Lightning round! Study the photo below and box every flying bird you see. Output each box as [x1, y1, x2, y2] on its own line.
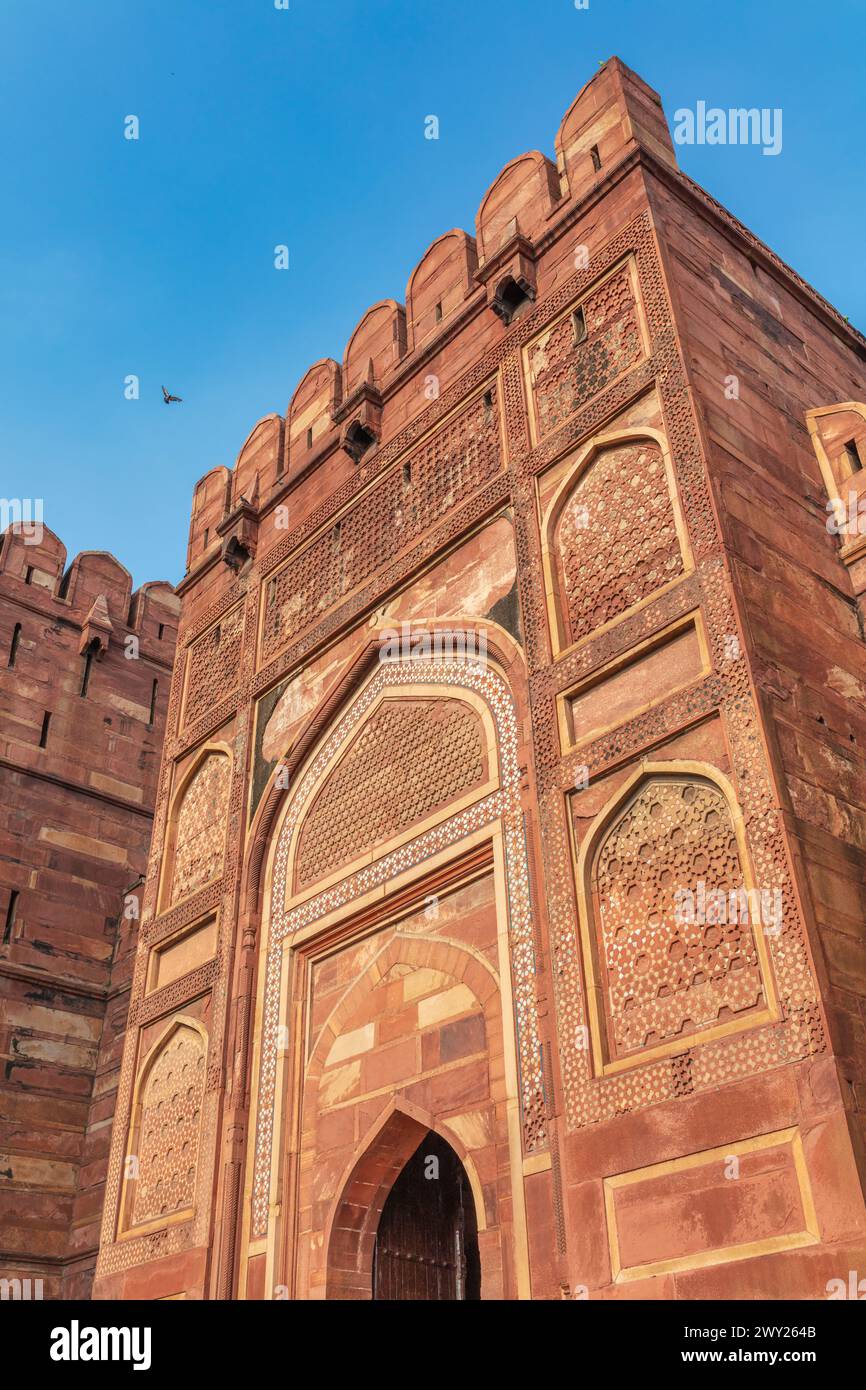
[161, 385, 183, 404]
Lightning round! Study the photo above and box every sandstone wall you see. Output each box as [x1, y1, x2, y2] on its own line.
[0, 526, 178, 1296]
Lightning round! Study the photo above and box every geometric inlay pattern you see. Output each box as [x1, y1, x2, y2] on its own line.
[131, 1024, 206, 1227]
[260, 387, 502, 662]
[528, 266, 643, 439]
[593, 778, 765, 1061]
[294, 697, 487, 891]
[170, 752, 231, 904]
[557, 441, 683, 645]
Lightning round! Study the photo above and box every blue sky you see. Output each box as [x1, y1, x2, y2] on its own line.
[2, 0, 864, 588]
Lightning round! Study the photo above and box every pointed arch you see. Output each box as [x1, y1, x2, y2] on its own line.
[286, 680, 498, 899]
[806, 400, 866, 499]
[540, 427, 693, 656]
[243, 648, 543, 1297]
[159, 742, 232, 910]
[243, 621, 527, 919]
[307, 929, 499, 1080]
[574, 760, 779, 1075]
[118, 1014, 209, 1237]
[324, 1098, 488, 1299]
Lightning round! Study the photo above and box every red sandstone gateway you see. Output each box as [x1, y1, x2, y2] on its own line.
[4, 54, 866, 1304]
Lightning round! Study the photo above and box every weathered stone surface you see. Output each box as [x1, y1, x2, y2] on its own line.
[0, 526, 177, 1297]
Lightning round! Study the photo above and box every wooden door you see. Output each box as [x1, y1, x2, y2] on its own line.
[372, 1131, 480, 1300]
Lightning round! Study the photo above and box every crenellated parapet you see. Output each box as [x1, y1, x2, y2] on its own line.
[181, 58, 687, 580]
[182, 50, 866, 615]
[0, 522, 179, 652]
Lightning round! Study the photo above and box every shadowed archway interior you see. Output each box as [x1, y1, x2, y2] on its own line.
[372, 1131, 481, 1301]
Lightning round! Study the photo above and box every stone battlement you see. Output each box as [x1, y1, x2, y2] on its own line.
[182, 54, 864, 606]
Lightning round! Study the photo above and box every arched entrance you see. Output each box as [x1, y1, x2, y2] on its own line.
[244, 650, 540, 1300]
[372, 1132, 481, 1301]
[324, 1104, 492, 1300]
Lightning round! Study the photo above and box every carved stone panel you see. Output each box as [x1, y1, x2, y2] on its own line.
[525, 265, 644, 441]
[183, 604, 244, 730]
[260, 387, 502, 663]
[591, 777, 767, 1063]
[555, 440, 684, 647]
[131, 1023, 206, 1227]
[170, 753, 231, 904]
[294, 696, 488, 892]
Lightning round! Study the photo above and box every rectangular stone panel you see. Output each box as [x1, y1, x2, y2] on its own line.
[562, 615, 708, 748]
[148, 916, 218, 993]
[604, 1128, 819, 1282]
[259, 384, 503, 664]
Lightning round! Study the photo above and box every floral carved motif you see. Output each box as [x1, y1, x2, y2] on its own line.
[593, 777, 766, 1062]
[528, 266, 643, 439]
[170, 753, 231, 904]
[183, 604, 244, 730]
[260, 388, 502, 663]
[131, 1024, 206, 1227]
[251, 657, 543, 1237]
[556, 441, 683, 645]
